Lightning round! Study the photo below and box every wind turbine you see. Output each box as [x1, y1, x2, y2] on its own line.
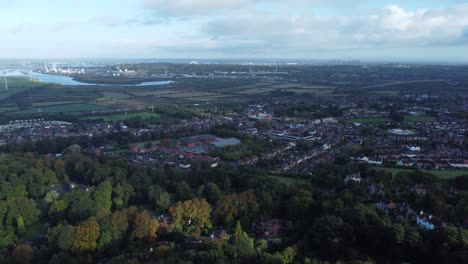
[3, 71, 8, 91]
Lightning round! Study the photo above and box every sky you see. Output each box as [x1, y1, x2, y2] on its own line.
[1, 0, 468, 62]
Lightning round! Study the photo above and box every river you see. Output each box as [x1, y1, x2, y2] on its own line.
[3, 70, 173, 86]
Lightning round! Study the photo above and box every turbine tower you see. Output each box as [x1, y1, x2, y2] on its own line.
[3, 71, 8, 91]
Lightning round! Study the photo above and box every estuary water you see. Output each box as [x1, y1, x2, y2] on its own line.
[3, 70, 173, 86]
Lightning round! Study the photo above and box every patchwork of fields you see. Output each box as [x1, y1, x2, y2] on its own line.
[81, 112, 160, 121]
[0, 77, 339, 115]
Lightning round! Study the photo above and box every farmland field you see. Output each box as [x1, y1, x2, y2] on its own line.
[81, 112, 160, 121]
[13, 103, 109, 114]
[32, 101, 83, 107]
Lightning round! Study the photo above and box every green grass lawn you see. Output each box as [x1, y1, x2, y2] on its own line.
[373, 167, 468, 179]
[404, 115, 435, 122]
[130, 140, 161, 148]
[13, 103, 109, 114]
[268, 175, 311, 186]
[81, 112, 160, 121]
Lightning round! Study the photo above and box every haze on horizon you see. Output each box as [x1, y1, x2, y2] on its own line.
[1, 0, 468, 62]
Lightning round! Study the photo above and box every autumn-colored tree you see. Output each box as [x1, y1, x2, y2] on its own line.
[111, 209, 129, 239]
[12, 244, 33, 264]
[132, 211, 150, 240]
[216, 190, 259, 227]
[148, 219, 160, 241]
[169, 198, 212, 235]
[72, 217, 101, 254]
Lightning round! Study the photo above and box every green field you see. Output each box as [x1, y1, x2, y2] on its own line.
[81, 112, 160, 121]
[0, 77, 51, 100]
[32, 101, 84, 107]
[267, 175, 311, 186]
[13, 103, 109, 114]
[130, 140, 161, 148]
[373, 167, 468, 179]
[368, 90, 400, 96]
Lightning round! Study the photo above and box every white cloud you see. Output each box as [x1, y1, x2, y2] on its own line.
[191, 3, 468, 57]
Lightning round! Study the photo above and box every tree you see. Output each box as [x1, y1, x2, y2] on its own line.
[53, 159, 68, 181]
[67, 190, 95, 222]
[96, 210, 113, 250]
[93, 181, 113, 212]
[148, 219, 160, 241]
[45, 191, 60, 203]
[203, 182, 221, 204]
[109, 209, 128, 241]
[281, 247, 297, 264]
[132, 211, 151, 240]
[45, 170, 58, 185]
[47, 224, 75, 251]
[17, 216, 25, 234]
[72, 217, 101, 254]
[112, 181, 134, 209]
[175, 181, 194, 201]
[229, 221, 255, 258]
[392, 224, 405, 244]
[149, 185, 171, 213]
[12, 244, 33, 264]
[216, 190, 259, 227]
[169, 198, 212, 235]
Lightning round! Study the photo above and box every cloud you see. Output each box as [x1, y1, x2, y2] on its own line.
[192, 3, 468, 57]
[139, 0, 344, 17]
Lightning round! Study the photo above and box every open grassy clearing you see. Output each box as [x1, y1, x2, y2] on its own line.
[160, 91, 221, 98]
[0, 77, 51, 100]
[236, 88, 279, 95]
[285, 88, 334, 94]
[130, 140, 161, 148]
[373, 167, 468, 179]
[32, 101, 84, 107]
[13, 103, 109, 114]
[184, 95, 232, 101]
[211, 82, 272, 93]
[81, 112, 160, 121]
[128, 90, 186, 97]
[99, 91, 134, 100]
[267, 175, 311, 186]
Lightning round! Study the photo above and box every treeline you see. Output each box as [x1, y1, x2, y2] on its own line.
[0, 149, 467, 263]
